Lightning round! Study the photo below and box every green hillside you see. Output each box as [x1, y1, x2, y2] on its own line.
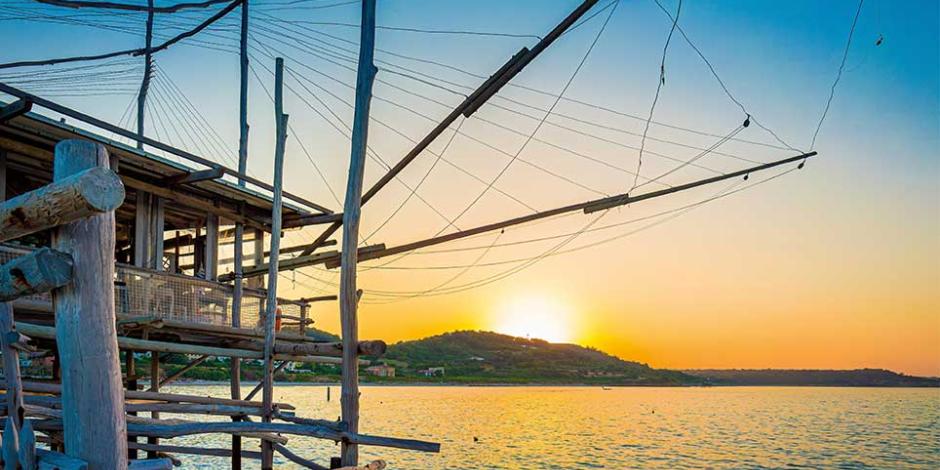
[378, 330, 696, 385]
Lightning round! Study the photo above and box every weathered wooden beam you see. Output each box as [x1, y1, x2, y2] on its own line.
[127, 442, 261, 460]
[51, 140, 127, 468]
[14, 321, 349, 364]
[72, 421, 440, 453]
[219, 244, 384, 282]
[9, 381, 295, 410]
[162, 167, 224, 186]
[0, 248, 72, 302]
[0, 166, 124, 243]
[0, 99, 32, 124]
[282, 212, 343, 229]
[298, 295, 337, 303]
[309, 152, 820, 270]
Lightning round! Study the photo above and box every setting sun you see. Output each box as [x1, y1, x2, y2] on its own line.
[493, 296, 574, 343]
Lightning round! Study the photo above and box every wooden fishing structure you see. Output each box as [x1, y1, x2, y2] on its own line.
[0, 0, 818, 468]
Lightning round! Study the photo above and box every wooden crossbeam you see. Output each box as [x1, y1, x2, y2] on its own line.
[282, 212, 344, 229]
[162, 167, 224, 186]
[0, 99, 32, 123]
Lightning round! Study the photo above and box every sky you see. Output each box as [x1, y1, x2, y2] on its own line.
[1, 0, 938, 376]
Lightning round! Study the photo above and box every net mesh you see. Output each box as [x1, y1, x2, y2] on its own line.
[3, 244, 307, 332]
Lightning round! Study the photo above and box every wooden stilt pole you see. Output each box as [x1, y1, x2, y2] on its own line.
[260, 57, 288, 470]
[0, 303, 23, 430]
[136, 0, 155, 150]
[52, 140, 127, 469]
[148, 350, 160, 459]
[340, 1, 377, 465]
[232, 1, 249, 467]
[126, 350, 138, 460]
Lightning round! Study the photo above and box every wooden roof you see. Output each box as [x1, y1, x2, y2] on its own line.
[0, 103, 327, 233]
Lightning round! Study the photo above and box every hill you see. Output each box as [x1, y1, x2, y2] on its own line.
[379, 330, 695, 385]
[682, 369, 940, 387]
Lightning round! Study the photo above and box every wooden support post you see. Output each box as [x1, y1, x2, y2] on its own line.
[0, 303, 24, 430]
[126, 350, 138, 460]
[148, 350, 160, 459]
[340, 2, 377, 465]
[299, 302, 308, 335]
[0, 167, 124, 244]
[233, 0, 249, 455]
[151, 197, 164, 271]
[136, 0, 155, 150]
[134, 191, 152, 268]
[205, 214, 219, 280]
[51, 139, 127, 468]
[249, 229, 263, 288]
[260, 56, 288, 470]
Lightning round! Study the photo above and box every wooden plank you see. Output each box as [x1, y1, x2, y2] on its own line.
[0, 166, 124, 243]
[0, 248, 72, 302]
[339, 2, 377, 465]
[51, 139, 127, 468]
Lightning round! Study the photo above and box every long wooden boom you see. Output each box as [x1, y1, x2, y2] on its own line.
[245, 152, 814, 275]
[297, 0, 601, 256]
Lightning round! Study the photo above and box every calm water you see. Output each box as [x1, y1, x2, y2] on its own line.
[161, 385, 940, 469]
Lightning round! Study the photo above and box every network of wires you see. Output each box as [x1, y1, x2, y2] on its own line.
[0, 0, 862, 303]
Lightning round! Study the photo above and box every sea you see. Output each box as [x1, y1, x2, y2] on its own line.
[159, 385, 940, 469]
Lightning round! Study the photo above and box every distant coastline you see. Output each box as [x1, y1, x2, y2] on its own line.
[116, 330, 938, 388]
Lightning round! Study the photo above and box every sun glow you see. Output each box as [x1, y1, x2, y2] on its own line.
[493, 296, 574, 343]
